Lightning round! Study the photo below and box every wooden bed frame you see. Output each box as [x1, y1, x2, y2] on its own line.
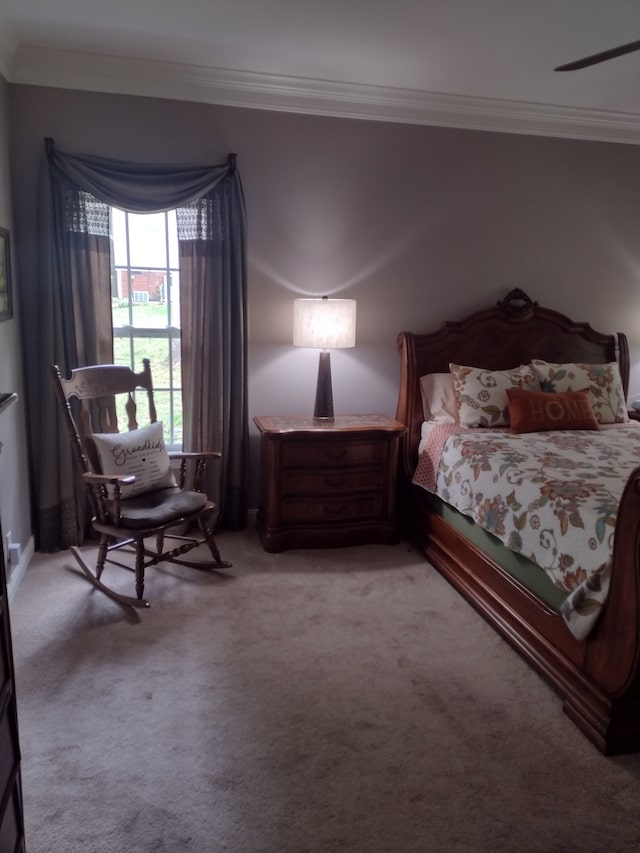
[395, 288, 640, 754]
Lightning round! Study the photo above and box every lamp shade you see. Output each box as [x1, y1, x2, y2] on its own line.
[293, 298, 356, 350]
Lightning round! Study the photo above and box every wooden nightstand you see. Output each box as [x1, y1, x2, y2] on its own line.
[253, 414, 407, 552]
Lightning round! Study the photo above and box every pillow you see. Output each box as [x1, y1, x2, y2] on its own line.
[90, 422, 176, 498]
[419, 373, 458, 423]
[506, 388, 600, 433]
[449, 363, 540, 428]
[530, 360, 628, 424]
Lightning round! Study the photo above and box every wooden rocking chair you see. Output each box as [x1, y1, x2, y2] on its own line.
[51, 360, 231, 608]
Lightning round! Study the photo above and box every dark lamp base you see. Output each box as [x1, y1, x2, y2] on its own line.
[313, 351, 334, 420]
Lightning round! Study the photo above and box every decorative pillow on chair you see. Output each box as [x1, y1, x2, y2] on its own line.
[506, 388, 600, 433]
[419, 373, 458, 423]
[530, 360, 628, 424]
[91, 421, 176, 498]
[450, 363, 540, 427]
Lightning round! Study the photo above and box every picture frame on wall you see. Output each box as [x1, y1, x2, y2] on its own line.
[0, 228, 12, 322]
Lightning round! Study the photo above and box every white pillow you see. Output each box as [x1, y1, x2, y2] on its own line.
[419, 373, 458, 423]
[91, 422, 176, 498]
[530, 360, 629, 425]
[450, 363, 540, 428]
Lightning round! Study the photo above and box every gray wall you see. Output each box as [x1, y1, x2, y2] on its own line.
[8, 83, 640, 517]
[0, 76, 32, 579]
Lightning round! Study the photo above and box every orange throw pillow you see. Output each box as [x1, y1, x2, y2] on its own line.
[506, 388, 599, 434]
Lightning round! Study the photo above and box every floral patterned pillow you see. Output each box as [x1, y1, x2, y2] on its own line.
[530, 360, 628, 424]
[449, 363, 540, 427]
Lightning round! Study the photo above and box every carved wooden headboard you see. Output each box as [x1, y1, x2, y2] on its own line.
[395, 288, 629, 479]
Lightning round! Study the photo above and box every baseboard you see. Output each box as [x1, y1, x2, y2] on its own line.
[7, 535, 35, 604]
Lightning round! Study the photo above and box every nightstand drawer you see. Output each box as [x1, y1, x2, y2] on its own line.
[282, 494, 385, 524]
[254, 414, 405, 551]
[281, 438, 384, 468]
[282, 467, 384, 495]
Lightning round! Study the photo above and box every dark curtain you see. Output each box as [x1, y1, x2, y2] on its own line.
[25, 139, 248, 550]
[177, 184, 248, 528]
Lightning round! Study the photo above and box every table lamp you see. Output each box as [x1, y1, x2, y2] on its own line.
[293, 296, 357, 422]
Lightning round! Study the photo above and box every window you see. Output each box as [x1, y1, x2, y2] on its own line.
[110, 209, 182, 445]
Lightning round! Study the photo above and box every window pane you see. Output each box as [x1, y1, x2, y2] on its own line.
[167, 210, 179, 269]
[110, 208, 182, 446]
[167, 271, 181, 329]
[128, 280, 170, 329]
[111, 208, 128, 267]
[113, 336, 132, 366]
[131, 337, 173, 381]
[153, 389, 182, 445]
[127, 212, 167, 268]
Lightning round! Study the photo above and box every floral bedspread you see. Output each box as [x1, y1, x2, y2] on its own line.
[412, 423, 640, 639]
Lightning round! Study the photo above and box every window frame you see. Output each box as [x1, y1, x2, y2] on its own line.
[110, 208, 183, 447]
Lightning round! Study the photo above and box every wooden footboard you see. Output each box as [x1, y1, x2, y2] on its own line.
[396, 290, 640, 754]
[580, 465, 640, 752]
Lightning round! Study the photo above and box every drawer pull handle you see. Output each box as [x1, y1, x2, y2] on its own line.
[324, 505, 346, 515]
[324, 477, 346, 488]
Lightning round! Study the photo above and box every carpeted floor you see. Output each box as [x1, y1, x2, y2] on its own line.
[9, 524, 640, 852]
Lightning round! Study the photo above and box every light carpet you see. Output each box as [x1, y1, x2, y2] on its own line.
[9, 524, 640, 853]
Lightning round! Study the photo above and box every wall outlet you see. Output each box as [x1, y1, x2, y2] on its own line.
[5, 532, 20, 568]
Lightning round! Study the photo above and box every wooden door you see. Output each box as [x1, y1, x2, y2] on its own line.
[0, 519, 25, 851]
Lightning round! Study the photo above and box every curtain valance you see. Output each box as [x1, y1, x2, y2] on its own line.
[45, 138, 236, 213]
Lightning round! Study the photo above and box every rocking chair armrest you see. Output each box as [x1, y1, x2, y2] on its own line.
[82, 471, 134, 526]
[82, 471, 136, 486]
[168, 451, 222, 491]
[168, 451, 222, 460]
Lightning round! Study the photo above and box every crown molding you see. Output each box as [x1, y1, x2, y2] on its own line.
[8, 45, 640, 145]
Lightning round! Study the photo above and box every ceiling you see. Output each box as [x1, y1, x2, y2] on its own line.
[3, 0, 640, 143]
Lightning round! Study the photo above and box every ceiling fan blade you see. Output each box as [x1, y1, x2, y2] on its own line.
[555, 39, 640, 71]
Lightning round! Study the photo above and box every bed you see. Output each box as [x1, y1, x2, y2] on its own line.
[395, 288, 640, 755]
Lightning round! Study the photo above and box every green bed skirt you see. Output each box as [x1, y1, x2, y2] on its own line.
[427, 493, 568, 612]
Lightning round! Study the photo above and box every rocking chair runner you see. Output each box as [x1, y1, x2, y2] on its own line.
[51, 359, 231, 608]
